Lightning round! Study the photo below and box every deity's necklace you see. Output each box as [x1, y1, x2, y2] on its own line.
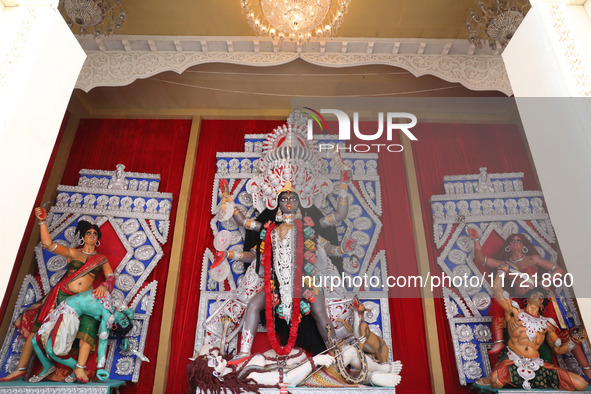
[510, 255, 525, 263]
[82, 250, 97, 256]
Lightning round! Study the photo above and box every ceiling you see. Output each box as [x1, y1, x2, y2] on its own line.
[67, 0, 506, 116]
[111, 0, 477, 39]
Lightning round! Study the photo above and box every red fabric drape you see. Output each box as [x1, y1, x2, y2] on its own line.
[373, 131, 432, 393]
[61, 119, 192, 393]
[410, 123, 537, 393]
[167, 121, 432, 393]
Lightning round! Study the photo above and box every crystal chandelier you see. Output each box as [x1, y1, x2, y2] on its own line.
[466, 0, 530, 50]
[240, 0, 351, 41]
[58, 0, 127, 37]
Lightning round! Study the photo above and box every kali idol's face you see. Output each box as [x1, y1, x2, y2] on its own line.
[279, 192, 299, 214]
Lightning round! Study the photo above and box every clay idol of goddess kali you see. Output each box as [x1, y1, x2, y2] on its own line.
[210, 123, 359, 361]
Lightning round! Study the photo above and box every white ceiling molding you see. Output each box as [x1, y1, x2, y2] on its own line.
[75, 35, 512, 95]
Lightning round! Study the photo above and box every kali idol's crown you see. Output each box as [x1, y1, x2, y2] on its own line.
[246, 112, 332, 211]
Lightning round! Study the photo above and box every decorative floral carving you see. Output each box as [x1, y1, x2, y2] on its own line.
[220, 218, 239, 231]
[343, 256, 361, 274]
[140, 294, 153, 312]
[120, 196, 133, 211]
[96, 195, 109, 210]
[232, 260, 245, 274]
[210, 261, 231, 282]
[463, 360, 483, 379]
[76, 40, 511, 95]
[444, 201, 457, 217]
[115, 356, 135, 376]
[240, 159, 252, 174]
[469, 200, 481, 215]
[46, 255, 68, 271]
[501, 222, 519, 237]
[83, 194, 96, 209]
[456, 324, 474, 342]
[134, 245, 155, 261]
[109, 196, 120, 210]
[133, 198, 146, 213]
[474, 324, 492, 342]
[50, 270, 67, 287]
[452, 265, 471, 279]
[457, 200, 470, 216]
[56, 193, 70, 208]
[456, 236, 474, 253]
[145, 198, 159, 213]
[362, 301, 380, 324]
[128, 231, 147, 248]
[449, 249, 468, 265]
[472, 292, 492, 311]
[5, 354, 19, 374]
[348, 205, 362, 219]
[460, 342, 478, 361]
[351, 231, 371, 246]
[159, 200, 172, 214]
[11, 336, 25, 353]
[446, 299, 459, 319]
[126, 259, 146, 276]
[238, 191, 253, 207]
[130, 320, 142, 337]
[69, 193, 83, 208]
[366, 160, 378, 176]
[116, 274, 136, 292]
[353, 217, 372, 231]
[24, 288, 35, 305]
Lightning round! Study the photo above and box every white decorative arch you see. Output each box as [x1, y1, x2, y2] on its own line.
[75, 35, 512, 95]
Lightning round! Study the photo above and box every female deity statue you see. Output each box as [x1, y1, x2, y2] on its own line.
[210, 123, 357, 362]
[1, 207, 116, 383]
[469, 229, 591, 378]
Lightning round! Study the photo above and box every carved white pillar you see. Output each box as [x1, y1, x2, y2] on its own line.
[0, 0, 86, 305]
[503, 0, 591, 328]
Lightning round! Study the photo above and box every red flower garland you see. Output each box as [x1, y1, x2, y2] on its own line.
[263, 221, 305, 355]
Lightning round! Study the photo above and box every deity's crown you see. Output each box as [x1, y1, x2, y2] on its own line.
[246, 111, 332, 212]
[278, 180, 299, 194]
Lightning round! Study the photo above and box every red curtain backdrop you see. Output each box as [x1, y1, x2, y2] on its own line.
[373, 131, 432, 393]
[167, 120, 432, 393]
[410, 123, 537, 393]
[61, 119, 192, 393]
